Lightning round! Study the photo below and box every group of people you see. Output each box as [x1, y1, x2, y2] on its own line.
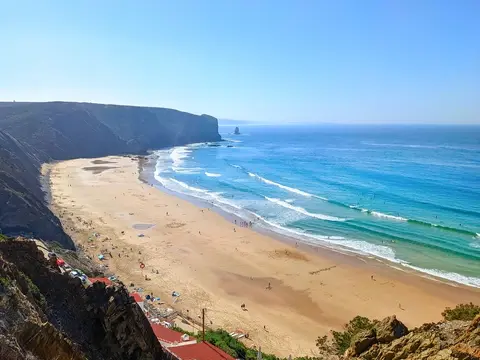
[234, 219, 253, 228]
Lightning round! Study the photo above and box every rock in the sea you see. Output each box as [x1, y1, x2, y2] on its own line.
[234, 126, 240, 135]
[375, 315, 409, 343]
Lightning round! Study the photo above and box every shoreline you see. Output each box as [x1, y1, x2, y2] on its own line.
[140, 152, 478, 290]
[45, 155, 480, 357]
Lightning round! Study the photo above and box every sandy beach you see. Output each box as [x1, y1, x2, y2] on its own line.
[45, 156, 480, 357]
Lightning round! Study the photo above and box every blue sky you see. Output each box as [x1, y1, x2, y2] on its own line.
[1, 1, 479, 123]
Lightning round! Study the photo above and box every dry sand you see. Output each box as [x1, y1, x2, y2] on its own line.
[46, 156, 480, 357]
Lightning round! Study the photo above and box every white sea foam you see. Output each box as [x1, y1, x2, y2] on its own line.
[248, 172, 315, 197]
[170, 147, 191, 168]
[285, 199, 295, 203]
[403, 264, 480, 288]
[205, 172, 222, 177]
[370, 211, 407, 221]
[251, 212, 400, 261]
[231, 164, 242, 169]
[174, 167, 202, 174]
[265, 197, 345, 222]
[169, 178, 209, 193]
[254, 212, 480, 288]
[154, 172, 243, 213]
[224, 138, 243, 143]
[349, 205, 407, 221]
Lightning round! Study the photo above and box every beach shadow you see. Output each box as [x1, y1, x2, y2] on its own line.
[82, 166, 118, 174]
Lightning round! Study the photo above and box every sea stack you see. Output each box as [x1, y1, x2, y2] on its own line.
[234, 126, 240, 135]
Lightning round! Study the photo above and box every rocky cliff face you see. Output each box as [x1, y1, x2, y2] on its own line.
[344, 315, 480, 360]
[0, 237, 168, 360]
[0, 102, 221, 247]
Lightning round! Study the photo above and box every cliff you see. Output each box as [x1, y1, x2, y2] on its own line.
[0, 237, 168, 360]
[0, 102, 221, 248]
[342, 315, 480, 360]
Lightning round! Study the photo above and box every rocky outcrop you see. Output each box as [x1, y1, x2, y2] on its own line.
[344, 315, 480, 360]
[346, 329, 377, 357]
[0, 237, 168, 360]
[234, 126, 240, 135]
[374, 315, 409, 344]
[0, 101, 221, 247]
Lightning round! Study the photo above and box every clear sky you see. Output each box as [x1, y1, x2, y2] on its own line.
[1, 1, 479, 123]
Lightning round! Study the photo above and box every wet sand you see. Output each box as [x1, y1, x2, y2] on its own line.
[45, 156, 480, 357]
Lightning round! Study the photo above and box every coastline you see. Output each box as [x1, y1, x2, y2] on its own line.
[45, 155, 480, 357]
[141, 152, 479, 289]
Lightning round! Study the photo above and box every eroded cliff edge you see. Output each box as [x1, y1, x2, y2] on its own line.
[0, 102, 221, 248]
[0, 237, 168, 360]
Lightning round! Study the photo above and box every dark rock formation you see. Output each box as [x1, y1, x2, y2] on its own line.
[0, 237, 168, 360]
[234, 126, 240, 135]
[0, 101, 221, 248]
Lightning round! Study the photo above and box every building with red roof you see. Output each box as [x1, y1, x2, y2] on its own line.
[150, 323, 196, 347]
[89, 277, 112, 286]
[166, 341, 235, 360]
[130, 292, 145, 311]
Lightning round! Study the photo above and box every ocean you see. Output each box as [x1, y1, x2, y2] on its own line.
[150, 124, 480, 288]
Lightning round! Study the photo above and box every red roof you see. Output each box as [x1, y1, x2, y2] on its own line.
[89, 277, 112, 285]
[130, 292, 143, 303]
[56, 258, 65, 266]
[150, 323, 192, 344]
[167, 341, 235, 360]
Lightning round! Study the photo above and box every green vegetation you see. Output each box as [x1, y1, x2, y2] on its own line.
[0, 276, 11, 287]
[18, 271, 46, 309]
[316, 316, 376, 355]
[0, 233, 9, 242]
[201, 329, 323, 360]
[442, 303, 480, 321]
[204, 329, 280, 360]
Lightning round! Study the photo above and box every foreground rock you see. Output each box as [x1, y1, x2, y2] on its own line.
[0, 237, 168, 359]
[344, 315, 480, 360]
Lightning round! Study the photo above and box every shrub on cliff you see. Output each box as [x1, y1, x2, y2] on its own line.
[204, 329, 280, 360]
[332, 316, 375, 354]
[316, 316, 376, 355]
[442, 303, 480, 321]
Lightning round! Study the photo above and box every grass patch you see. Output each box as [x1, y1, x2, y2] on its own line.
[204, 329, 280, 360]
[18, 272, 47, 309]
[442, 303, 480, 321]
[0, 276, 11, 287]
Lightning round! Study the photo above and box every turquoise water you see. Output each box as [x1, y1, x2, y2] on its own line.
[152, 125, 480, 287]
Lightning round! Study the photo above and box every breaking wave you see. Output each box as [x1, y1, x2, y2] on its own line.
[249, 172, 321, 198]
[265, 197, 346, 222]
